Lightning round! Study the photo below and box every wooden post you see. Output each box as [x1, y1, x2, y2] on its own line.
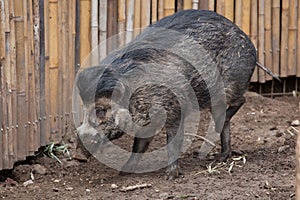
[235, 0, 242, 28]
[297, 0, 300, 77]
[107, 0, 118, 54]
[217, 0, 225, 15]
[192, 0, 199, 10]
[80, 0, 91, 66]
[177, 0, 183, 11]
[224, 0, 234, 22]
[241, 0, 250, 35]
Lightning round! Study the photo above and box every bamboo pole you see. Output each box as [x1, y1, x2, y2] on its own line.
[280, 0, 289, 77]
[241, 0, 250, 35]
[152, 0, 158, 22]
[0, 0, 7, 169]
[272, 0, 280, 76]
[199, 0, 208, 10]
[288, 0, 297, 76]
[264, 0, 272, 81]
[134, 0, 141, 37]
[14, 0, 28, 159]
[141, 0, 151, 29]
[297, 0, 300, 77]
[217, 0, 225, 15]
[224, 0, 234, 22]
[118, 0, 126, 47]
[99, 0, 107, 61]
[177, 0, 183, 11]
[0, 0, 5, 169]
[235, 0, 242, 28]
[91, 0, 98, 65]
[158, 0, 164, 19]
[164, 0, 175, 16]
[258, 0, 265, 83]
[107, 0, 118, 54]
[8, 0, 17, 164]
[250, 0, 258, 82]
[192, 0, 199, 10]
[125, 0, 134, 44]
[80, 0, 91, 66]
[42, 0, 50, 145]
[208, 0, 215, 11]
[183, 0, 192, 10]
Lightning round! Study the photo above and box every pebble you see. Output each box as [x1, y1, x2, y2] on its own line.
[23, 180, 34, 187]
[111, 183, 118, 189]
[278, 145, 290, 153]
[291, 120, 300, 126]
[33, 164, 47, 175]
[66, 187, 74, 191]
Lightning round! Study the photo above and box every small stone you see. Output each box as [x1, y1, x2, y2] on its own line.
[86, 189, 91, 192]
[53, 188, 60, 192]
[53, 179, 60, 183]
[33, 164, 47, 175]
[111, 183, 118, 189]
[66, 187, 74, 191]
[291, 120, 300, 126]
[23, 180, 34, 187]
[62, 159, 80, 168]
[278, 145, 290, 153]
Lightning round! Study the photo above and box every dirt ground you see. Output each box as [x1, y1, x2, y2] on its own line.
[0, 92, 299, 200]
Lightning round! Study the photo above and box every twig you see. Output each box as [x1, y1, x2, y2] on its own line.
[184, 133, 216, 147]
[120, 183, 152, 192]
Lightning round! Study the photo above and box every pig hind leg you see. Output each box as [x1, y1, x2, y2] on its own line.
[119, 136, 154, 175]
[165, 123, 184, 180]
[212, 96, 246, 161]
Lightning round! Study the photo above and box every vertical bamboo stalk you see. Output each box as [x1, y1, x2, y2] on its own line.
[43, 0, 50, 144]
[192, 0, 199, 9]
[258, 0, 266, 83]
[177, 0, 183, 11]
[158, 0, 164, 19]
[183, 0, 192, 10]
[272, 0, 280, 76]
[241, 0, 251, 35]
[125, 0, 134, 44]
[224, 0, 234, 21]
[208, 0, 215, 11]
[107, 0, 118, 54]
[280, 0, 289, 77]
[8, 0, 17, 163]
[118, 0, 126, 47]
[264, 0, 272, 81]
[134, 0, 141, 37]
[141, 0, 151, 29]
[0, 0, 7, 169]
[297, 0, 300, 77]
[80, 0, 91, 66]
[288, 0, 297, 76]
[91, 0, 98, 65]
[217, 0, 225, 15]
[250, 0, 258, 82]
[48, 0, 59, 140]
[14, 0, 28, 159]
[199, 0, 208, 10]
[164, 0, 175, 16]
[235, 0, 242, 28]
[152, 0, 158, 22]
[99, 0, 107, 61]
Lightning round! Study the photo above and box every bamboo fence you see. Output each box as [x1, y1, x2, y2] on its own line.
[0, 0, 300, 170]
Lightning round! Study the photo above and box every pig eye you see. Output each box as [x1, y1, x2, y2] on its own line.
[95, 107, 107, 118]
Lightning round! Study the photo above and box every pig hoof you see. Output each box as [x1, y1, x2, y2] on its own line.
[119, 171, 131, 176]
[217, 151, 232, 162]
[165, 166, 182, 180]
